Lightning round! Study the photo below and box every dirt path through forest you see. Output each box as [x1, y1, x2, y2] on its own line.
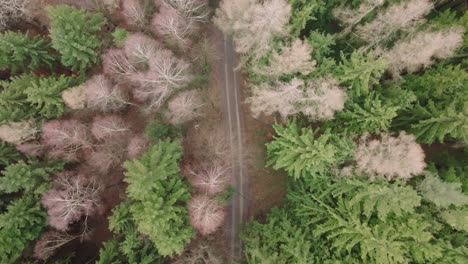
[213, 30, 248, 262]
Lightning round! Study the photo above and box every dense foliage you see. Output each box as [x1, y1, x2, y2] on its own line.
[47, 5, 106, 72]
[0, 31, 56, 73]
[267, 119, 354, 179]
[123, 140, 193, 256]
[0, 196, 47, 264]
[0, 74, 76, 123]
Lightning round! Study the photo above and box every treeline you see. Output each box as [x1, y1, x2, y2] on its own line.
[214, 0, 468, 263]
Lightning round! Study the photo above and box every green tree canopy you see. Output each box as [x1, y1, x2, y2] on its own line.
[123, 140, 193, 256]
[47, 5, 106, 72]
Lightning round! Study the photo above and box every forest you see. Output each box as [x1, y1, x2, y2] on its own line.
[0, 0, 467, 263]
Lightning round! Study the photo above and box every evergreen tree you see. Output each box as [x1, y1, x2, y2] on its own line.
[0, 195, 47, 264]
[24, 75, 76, 119]
[335, 51, 387, 96]
[0, 142, 22, 166]
[0, 74, 36, 124]
[330, 92, 399, 134]
[266, 119, 354, 179]
[0, 160, 63, 195]
[123, 140, 193, 256]
[47, 5, 106, 72]
[96, 201, 162, 264]
[0, 31, 56, 73]
[394, 65, 468, 143]
[0, 74, 75, 123]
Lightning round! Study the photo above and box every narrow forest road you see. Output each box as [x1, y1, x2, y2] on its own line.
[220, 33, 248, 262]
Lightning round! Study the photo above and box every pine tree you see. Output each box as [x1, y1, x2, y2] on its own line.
[0, 195, 47, 264]
[0, 160, 63, 195]
[97, 201, 162, 264]
[331, 92, 399, 134]
[418, 173, 468, 209]
[0, 31, 56, 73]
[266, 119, 354, 179]
[0, 142, 22, 166]
[0, 74, 36, 124]
[394, 65, 468, 143]
[47, 5, 106, 72]
[24, 75, 76, 119]
[335, 51, 387, 96]
[123, 140, 193, 256]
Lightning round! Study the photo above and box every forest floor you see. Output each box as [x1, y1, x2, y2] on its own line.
[209, 27, 288, 262]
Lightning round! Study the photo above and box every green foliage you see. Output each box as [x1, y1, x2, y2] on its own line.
[96, 240, 122, 264]
[331, 92, 399, 134]
[440, 208, 468, 232]
[394, 65, 468, 143]
[145, 120, 181, 143]
[0, 195, 47, 264]
[0, 142, 22, 166]
[0, 159, 64, 195]
[0, 74, 37, 124]
[335, 51, 387, 96]
[291, 179, 443, 263]
[47, 5, 106, 72]
[428, 151, 468, 194]
[332, 179, 421, 221]
[123, 141, 193, 256]
[289, 0, 326, 36]
[24, 75, 76, 119]
[241, 208, 314, 264]
[99, 201, 163, 264]
[307, 30, 336, 62]
[0, 31, 56, 73]
[418, 173, 468, 209]
[0, 74, 74, 123]
[112, 27, 129, 48]
[266, 120, 354, 179]
[242, 177, 457, 264]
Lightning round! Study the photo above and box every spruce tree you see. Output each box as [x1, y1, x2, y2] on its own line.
[47, 5, 106, 72]
[266, 119, 354, 179]
[0, 31, 56, 73]
[0, 196, 47, 264]
[123, 140, 193, 256]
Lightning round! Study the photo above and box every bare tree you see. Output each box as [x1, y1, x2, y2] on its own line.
[189, 161, 230, 195]
[253, 39, 316, 77]
[131, 47, 193, 109]
[0, 0, 33, 30]
[123, 33, 160, 68]
[127, 134, 150, 159]
[298, 78, 346, 120]
[382, 27, 465, 77]
[246, 78, 303, 119]
[122, 0, 146, 27]
[41, 119, 92, 161]
[334, 0, 385, 26]
[160, 0, 210, 23]
[214, 0, 291, 57]
[356, 0, 433, 48]
[91, 115, 130, 141]
[247, 78, 345, 120]
[354, 131, 426, 180]
[188, 195, 225, 235]
[85, 75, 129, 112]
[102, 48, 138, 81]
[152, 6, 196, 46]
[87, 146, 125, 174]
[165, 90, 205, 125]
[41, 173, 102, 232]
[33, 231, 78, 260]
[16, 141, 44, 157]
[172, 241, 224, 264]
